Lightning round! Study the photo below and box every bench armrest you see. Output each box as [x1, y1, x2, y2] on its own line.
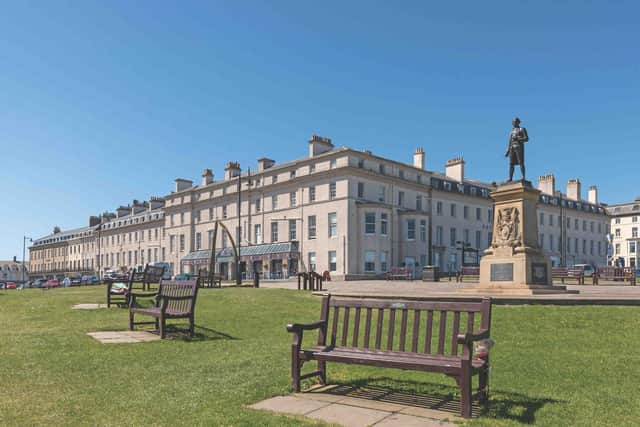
[456, 329, 490, 345]
[286, 320, 326, 333]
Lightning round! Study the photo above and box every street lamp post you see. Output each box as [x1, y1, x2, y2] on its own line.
[22, 236, 32, 284]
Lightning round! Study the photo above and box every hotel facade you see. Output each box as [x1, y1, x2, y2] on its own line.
[29, 135, 610, 280]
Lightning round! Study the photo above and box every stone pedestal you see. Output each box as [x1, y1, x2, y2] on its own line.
[465, 180, 574, 295]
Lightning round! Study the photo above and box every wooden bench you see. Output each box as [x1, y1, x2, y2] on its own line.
[297, 272, 324, 291]
[551, 267, 585, 285]
[197, 268, 222, 288]
[594, 267, 636, 286]
[128, 279, 199, 339]
[385, 267, 413, 280]
[456, 267, 480, 283]
[106, 264, 165, 308]
[286, 295, 493, 418]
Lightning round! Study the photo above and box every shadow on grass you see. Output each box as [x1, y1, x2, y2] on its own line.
[162, 324, 238, 342]
[318, 377, 560, 423]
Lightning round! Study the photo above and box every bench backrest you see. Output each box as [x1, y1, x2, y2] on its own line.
[597, 266, 633, 278]
[157, 279, 199, 314]
[126, 264, 165, 291]
[318, 295, 491, 357]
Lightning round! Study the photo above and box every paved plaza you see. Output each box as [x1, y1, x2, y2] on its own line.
[256, 279, 640, 304]
[250, 384, 462, 427]
[87, 331, 161, 344]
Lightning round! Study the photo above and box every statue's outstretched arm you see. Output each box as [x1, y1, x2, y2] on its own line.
[521, 128, 529, 142]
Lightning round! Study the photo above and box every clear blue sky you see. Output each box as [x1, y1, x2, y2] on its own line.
[1, 1, 638, 260]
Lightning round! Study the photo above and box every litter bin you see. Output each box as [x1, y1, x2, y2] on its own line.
[422, 266, 440, 282]
[253, 271, 260, 288]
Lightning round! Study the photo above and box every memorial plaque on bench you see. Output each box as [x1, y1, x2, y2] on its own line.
[490, 263, 513, 281]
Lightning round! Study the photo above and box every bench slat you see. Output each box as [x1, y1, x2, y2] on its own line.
[341, 307, 350, 347]
[451, 311, 461, 356]
[363, 308, 372, 348]
[387, 309, 396, 351]
[352, 308, 361, 347]
[375, 309, 384, 350]
[399, 309, 408, 352]
[331, 298, 485, 313]
[425, 310, 433, 354]
[437, 311, 447, 355]
[467, 311, 475, 334]
[331, 307, 340, 347]
[411, 310, 421, 353]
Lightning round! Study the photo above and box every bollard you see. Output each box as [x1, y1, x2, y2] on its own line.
[253, 272, 260, 288]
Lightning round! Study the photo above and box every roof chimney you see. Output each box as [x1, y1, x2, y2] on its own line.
[257, 158, 276, 172]
[567, 179, 581, 201]
[175, 178, 193, 192]
[588, 186, 598, 204]
[89, 216, 101, 227]
[53, 226, 61, 234]
[149, 197, 165, 210]
[308, 135, 334, 157]
[201, 168, 214, 186]
[537, 174, 556, 196]
[116, 205, 132, 217]
[413, 147, 425, 170]
[224, 162, 241, 180]
[445, 157, 465, 182]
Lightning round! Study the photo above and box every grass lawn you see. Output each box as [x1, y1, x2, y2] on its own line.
[1, 286, 639, 426]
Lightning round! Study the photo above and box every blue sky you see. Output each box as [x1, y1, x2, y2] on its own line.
[1, 1, 638, 260]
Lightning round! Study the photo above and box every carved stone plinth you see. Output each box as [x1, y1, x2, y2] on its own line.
[464, 180, 575, 295]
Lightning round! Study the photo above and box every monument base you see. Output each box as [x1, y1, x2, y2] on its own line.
[467, 180, 577, 296]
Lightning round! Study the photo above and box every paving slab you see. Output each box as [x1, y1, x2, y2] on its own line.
[87, 331, 161, 344]
[307, 403, 390, 427]
[249, 396, 330, 415]
[374, 413, 454, 426]
[72, 303, 108, 310]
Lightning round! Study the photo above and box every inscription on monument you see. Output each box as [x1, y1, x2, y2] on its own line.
[490, 263, 514, 281]
[531, 263, 548, 284]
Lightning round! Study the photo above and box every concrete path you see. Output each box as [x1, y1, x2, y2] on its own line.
[72, 303, 109, 310]
[87, 331, 161, 343]
[250, 385, 462, 426]
[255, 279, 640, 304]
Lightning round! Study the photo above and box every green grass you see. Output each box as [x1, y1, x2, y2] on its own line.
[0, 287, 638, 426]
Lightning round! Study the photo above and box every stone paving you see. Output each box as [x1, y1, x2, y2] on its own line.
[87, 331, 161, 344]
[256, 279, 640, 304]
[72, 303, 109, 310]
[250, 385, 462, 426]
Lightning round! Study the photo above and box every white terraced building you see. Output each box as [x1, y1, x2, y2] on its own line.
[30, 135, 611, 280]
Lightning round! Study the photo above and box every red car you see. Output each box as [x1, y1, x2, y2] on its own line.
[6, 282, 16, 289]
[45, 279, 60, 289]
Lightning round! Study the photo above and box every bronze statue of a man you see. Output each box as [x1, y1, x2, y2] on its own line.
[505, 117, 528, 181]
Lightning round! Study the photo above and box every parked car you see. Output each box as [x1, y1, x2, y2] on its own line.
[81, 275, 93, 285]
[32, 279, 46, 288]
[174, 273, 193, 281]
[45, 279, 60, 289]
[70, 276, 82, 285]
[574, 264, 595, 277]
[90, 276, 100, 285]
[6, 282, 17, 289]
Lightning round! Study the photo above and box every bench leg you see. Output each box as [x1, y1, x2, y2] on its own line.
[460, 363, 472, 418]
[155, 318, 160, 330]
[318, 360, 326, 385]
[291, 349, 301, 392]
[129, 311, 135, 331]
[189, 315, 195, 337]
[478, 365, 489, 404]
[159, 316, 166, 339]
